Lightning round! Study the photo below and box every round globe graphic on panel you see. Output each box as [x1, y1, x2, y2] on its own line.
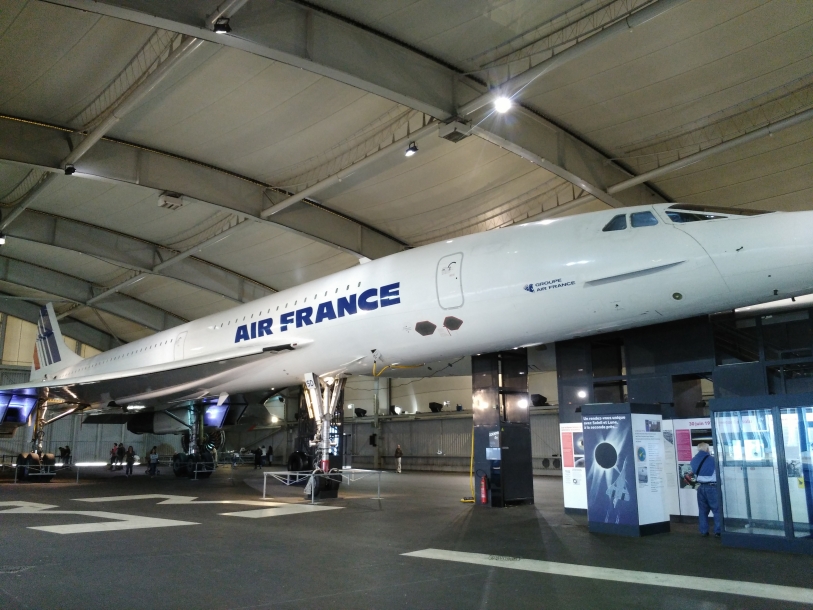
[594, 442, 618, 470]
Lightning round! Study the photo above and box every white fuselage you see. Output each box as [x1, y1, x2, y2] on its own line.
[49, 203, 813, 403]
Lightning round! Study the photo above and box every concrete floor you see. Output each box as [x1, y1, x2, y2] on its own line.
[0, 466, 811, 610]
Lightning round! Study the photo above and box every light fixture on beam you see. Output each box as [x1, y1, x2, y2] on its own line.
[494, 96, 512, 113]
[213, 17, 231, 34]
[64, 164, 76, 176]
[405, 142, 418, 157]
[0, 234, 5, 246]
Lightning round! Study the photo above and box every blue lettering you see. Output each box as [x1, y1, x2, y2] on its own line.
[380, 282, 400, 307]
[250, 321, 257, 339]
[315, 302, 336, 323]
[280, 312, 294, 332]
[258, 318, 273, 336]
[337, 295, 357, 317]
[358, 288, 378, 311]
[296, 307, 313, 327]
[235, 325, 250, 343]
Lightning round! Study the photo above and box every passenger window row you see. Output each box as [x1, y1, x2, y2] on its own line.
[72, 338, 174, 374]
[212, 281, 363, 330]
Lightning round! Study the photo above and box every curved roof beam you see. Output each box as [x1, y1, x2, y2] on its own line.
[43, 0, 665, 209]
[0, 116, 406, 260]
[0, 292, 117, 352]
[0, 256, 186, 332]
[7, 210, 275, 303]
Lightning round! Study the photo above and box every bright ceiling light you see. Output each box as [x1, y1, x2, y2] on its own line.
[271, 415, 279, 424]
[126, 405, 146, 411]
[213, 17, 231, 34]
[577, 390, 587, 399]
[0, 234, 5, 246]
[405, 142, 418, 157]
[494, 96, 512, 113]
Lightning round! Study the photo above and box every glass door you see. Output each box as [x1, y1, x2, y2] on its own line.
[780, 407, 813, 538]
[714, 409, 785, 536]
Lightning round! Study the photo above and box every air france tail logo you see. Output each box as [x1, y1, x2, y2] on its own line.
[523, 284, 534, 293]
[35, 306, 62, 368]
[234, 282, 401, 343]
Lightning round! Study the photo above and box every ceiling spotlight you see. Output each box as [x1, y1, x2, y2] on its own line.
[0, 234, 5, 246]
[213, 17, 231, 34]
[271, 415, 279, 424]
[405, 142, 418, 157]
[494, 96, 512, 113]
[64, 164, 76, 175]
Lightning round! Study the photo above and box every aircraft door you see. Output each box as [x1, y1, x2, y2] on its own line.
[174, 332, 187, 361]
[436, 253, 463, 309]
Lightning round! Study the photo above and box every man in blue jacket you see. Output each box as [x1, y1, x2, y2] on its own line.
[690, 442, 721, 537]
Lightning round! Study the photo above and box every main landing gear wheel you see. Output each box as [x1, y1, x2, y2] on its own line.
[287, 450, 311, 472]
[15, 452, 55, 482]
[172, 452, 190, 477]
[189, 450, 214, 479]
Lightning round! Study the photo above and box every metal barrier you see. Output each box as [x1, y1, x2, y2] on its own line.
[262, 469, 383, 504]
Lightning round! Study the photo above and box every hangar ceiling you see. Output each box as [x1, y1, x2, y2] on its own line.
[0, 0, 810, 348]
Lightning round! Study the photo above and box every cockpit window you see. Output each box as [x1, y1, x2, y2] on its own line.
[666, 211, 724, 223]
[630, 211, 658, 227]
[667, 203, 772, 216]
[602, 214, 627, 232]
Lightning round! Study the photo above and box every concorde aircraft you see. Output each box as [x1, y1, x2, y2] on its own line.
[2, 202, 812, 476]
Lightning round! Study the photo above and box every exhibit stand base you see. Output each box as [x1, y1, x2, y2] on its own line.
[564, 507, 587, 516]
[589, 520, 670, 537]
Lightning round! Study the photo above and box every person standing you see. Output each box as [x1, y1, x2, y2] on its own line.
[395, 444, 403, 474]
[148, 446, 159, 477]
[690, 442, 721, 537]
[266, 444, 273, 466]
[125, 446, 135, 477]
[110, 443, 118, 469]
[253, 447, 263, 470]
[212, 446, 218, 469]
[116, 443, 126, 469]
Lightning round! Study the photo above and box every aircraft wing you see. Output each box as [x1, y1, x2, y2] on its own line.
[0, 343, 296, 411]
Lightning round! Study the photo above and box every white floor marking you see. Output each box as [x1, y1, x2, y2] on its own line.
[75, 494, 338, 518]
[403, 549, 813, 605]
[74, 494, 276, 506]
[0, 502, 196, 534]
[28, 512, 197, 534]
[0, 502, 58, 513]
[220, 505, 342, 518]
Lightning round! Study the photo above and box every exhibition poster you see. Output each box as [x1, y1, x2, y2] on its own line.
[674, 417, 712, 517]
[631, 413, 668, 526]
[560, 422, 587, 510]
[583, 412, 638, 526]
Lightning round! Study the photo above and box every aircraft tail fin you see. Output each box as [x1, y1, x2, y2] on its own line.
[31, 303, 83, 380]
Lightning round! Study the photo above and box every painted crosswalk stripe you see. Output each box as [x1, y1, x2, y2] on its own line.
[402, 549, 813, 605]
[220, 505, 341, 518]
